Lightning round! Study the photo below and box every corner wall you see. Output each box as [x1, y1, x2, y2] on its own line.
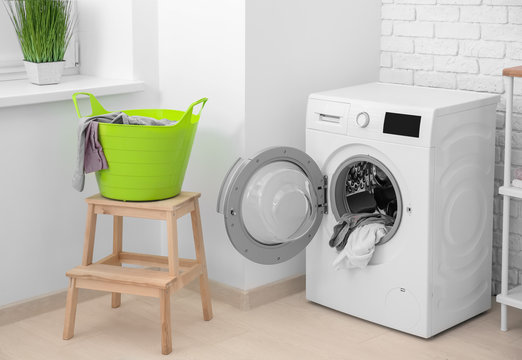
[156, 0, 247, 289]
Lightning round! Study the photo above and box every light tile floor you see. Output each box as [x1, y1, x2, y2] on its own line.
[1, 290, 522, 359]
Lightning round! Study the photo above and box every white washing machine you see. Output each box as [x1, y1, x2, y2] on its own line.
[217, 82, 499, 337]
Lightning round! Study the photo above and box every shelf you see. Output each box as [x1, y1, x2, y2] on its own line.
[499, 67, 522, 330]
[499, 185, 522, 199]
[0, 75, 145, 108]
[497, 285, 522, 309]
[503, 66, 522, 78]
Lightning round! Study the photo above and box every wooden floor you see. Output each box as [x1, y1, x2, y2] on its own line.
[1, 290, 522, 359]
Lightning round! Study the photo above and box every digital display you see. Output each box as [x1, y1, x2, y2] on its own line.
[383, 112, 421, 138]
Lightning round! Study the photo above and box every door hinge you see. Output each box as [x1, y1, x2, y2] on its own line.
[319, 175, 328, 214]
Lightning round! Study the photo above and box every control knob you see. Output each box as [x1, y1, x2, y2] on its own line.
[356, 112, 370, 128]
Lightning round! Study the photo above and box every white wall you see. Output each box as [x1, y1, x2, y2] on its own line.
[0, 5, 24, 65]
[156, 0, 247, 289]
[378, 0, 522, 295]
[157, 0, 380, 290]
[245, 0, 381, 151]
[0, 98, 161, 307]
[77, 0, 134, 79]
[0, 0, 161, 307]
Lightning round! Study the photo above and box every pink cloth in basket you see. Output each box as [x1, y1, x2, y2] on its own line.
[83, 121, 108, 173]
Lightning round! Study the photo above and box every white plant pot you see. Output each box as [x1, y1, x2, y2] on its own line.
[23, 61, 65, 85]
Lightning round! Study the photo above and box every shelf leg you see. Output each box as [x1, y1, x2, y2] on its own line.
[500, 75, 514, 332]
[501, 194, 511, 321]
[501, 304, 508, 331]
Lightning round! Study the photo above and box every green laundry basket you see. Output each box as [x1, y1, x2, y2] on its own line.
[72, 92, 207, 201]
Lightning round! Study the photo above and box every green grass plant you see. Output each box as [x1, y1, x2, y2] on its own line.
[4, 0, 74, 63]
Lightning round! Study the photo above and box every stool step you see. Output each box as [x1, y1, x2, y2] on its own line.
[67, 264, 176, 289]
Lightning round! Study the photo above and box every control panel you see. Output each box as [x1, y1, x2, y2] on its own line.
[346, 102, 432, 147]
[307, 96, 433, 147]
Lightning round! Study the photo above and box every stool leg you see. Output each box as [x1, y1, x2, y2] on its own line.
[166, 213, 179, 277]
[190, 199, 213, 321]
[160, 288, 172, 355]
[112, 216, 123, 308]
[63, 278, 79, 340]
[82, 204, 97, 266]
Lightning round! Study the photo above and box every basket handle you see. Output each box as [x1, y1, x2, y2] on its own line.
[181, 97, 208, 124]
[72, 92, 109, 118]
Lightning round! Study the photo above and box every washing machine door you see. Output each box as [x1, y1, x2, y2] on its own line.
[217, 147, 326, 265]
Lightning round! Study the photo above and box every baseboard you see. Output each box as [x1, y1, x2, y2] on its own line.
[187, 274, 305, 310]
[0, 288, 105, 327]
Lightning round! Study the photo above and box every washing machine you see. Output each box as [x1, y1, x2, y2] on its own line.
[217, 82, 499, 337]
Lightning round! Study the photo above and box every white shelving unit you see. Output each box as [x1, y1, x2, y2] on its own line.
[497, 66, 522, 331]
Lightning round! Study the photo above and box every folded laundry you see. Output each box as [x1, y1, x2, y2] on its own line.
[332, 222, 388, 270]
[73, 112, 174, 192]
[513, 179, 522, 188]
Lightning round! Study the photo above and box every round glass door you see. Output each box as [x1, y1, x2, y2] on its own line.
[241, 161, 318, 245]
[217, 147, 325, 265]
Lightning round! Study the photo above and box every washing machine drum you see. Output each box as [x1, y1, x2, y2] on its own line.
[330, 156, 403, 247]
[217, 147, 326, 265]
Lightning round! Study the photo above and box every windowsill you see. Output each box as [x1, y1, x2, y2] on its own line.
[0, 75, 145, 108]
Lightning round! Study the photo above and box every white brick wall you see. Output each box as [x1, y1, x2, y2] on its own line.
[379, 0, 522, 294]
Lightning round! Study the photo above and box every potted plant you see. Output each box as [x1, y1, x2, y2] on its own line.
[4, 0, 75, 85]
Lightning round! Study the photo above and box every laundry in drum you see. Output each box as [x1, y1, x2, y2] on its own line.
[329, 161, 398, 269]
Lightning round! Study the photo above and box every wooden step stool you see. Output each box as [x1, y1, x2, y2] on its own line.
[63, 192, 213, 355]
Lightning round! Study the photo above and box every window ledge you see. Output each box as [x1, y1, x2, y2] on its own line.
[0, 75, 145, 108]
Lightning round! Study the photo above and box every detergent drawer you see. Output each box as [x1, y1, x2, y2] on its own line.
[306, 98, 350, 135]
